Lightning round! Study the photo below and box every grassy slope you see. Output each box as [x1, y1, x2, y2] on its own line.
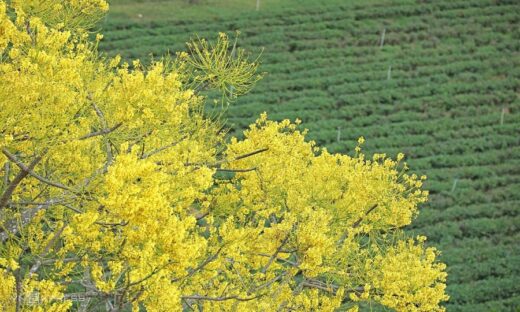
[100, 0, 520, 310]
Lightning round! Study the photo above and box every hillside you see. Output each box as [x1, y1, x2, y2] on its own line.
[100, 0, 520, 310]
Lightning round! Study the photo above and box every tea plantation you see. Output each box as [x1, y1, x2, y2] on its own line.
[100, 0, 520, 310]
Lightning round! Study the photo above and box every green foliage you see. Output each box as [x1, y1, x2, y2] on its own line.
[184, 32, 263, 101]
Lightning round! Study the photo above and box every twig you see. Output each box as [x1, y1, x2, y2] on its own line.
[91, 103, 108, 128]
[172, 246, 224, 282]
[29, 224, 66, 277]
[96, 220, 128, 227]
[182, 298, 196, 311]
[261, 229, 292, 273]
[181, 294, 259, 302]
[103, 141, 113, 173]
[255, 253, 298, 267]
[126, 260, 174, 288]
[216, 167, 257, 173]
[249, 273, 286, 294]
[352, 204, 378, 228]
[61, 203, 84, 214]
[302, 279, 338, 293]
[79, 122, 123, 140]
[186, 148, 268, 168]
[302, 278, 364, 298]
[140, 137, 186, 159]
[337, 204, 378, 245]
[195, 211, 209, 221]
[231, 148, 269, 162]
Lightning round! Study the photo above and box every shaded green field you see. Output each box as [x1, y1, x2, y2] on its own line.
[100, 0, 520, 310]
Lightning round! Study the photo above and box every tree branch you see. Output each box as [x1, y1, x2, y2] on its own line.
[2, 148, 72, 192]
[260, 229, 292, 274]
[254, 253, 298, 267]
[0, 199, 58, 242]
[181, 294, 259, 302]
[140, 136, 187, 159]
[216, 167, 257, 173]
[29, 224, 67, 277]
[301, 278, 364, 299]
[352, 204, 378, 228]
[249, 272, 286, 294]
[172, 246, 224, 282]
[90, 102, 108, 128]
[338, 203, 379, 245]
[125, 260, 174, 288]
[228, 147, 269, 163]
[0, 153, 43, 209]
[79, 122, 123, 140]
[3, 162, 9, 186]
[185, 148, 268, 168]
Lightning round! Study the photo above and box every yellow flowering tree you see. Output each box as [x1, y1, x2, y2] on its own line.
[0, 0, 448, 311]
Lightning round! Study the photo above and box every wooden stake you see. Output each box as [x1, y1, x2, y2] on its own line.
[500, 107, 506, 125]
[380, 28, 386, 48]
[387, 65, 392, 80]
[337, 127, 341, 143]
[451, 178, 458, 192]
[256, 0, 260, 11]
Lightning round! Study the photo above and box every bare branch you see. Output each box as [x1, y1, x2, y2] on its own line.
[0, 199, 58, 242]
[338, 203, 379, 245]
[96, 220, 128, 227]
[216, 167, 257, 173]
[249, 272, 286, 294]
[15, 268, 22, 312]
[172, 246, 224, 282]
[260, 229, 292, 274]
[140, 136, 187, 159]
[42, 257, 80, 266]
[79, 122, 123, 140]
[185, 148, 268, 168]
[103, 141, 114, 173]
[91, 102, 108, 128]
[211, 148, 268, 167]
[79, 141, 114, 189]
[302, 279, 338, 293]
[195, 211, 209, 221]
[2, 148, 72, 192]
[0, 153, 43, 209]
[254, 253, 298, 267]
[126, 260, 174, 288]
[29, 224, 67, 277]
[352, 204, 378, 228]
[181, 294, 259, 302]
[61, 203, 84, 214]
[181, 272, 287, 301]
[226, 147, 269, 163]
[301, 278, 364, 300]
[3, 162, 9, 186]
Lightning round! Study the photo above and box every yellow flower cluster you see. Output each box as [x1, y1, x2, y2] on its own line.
[366, 237, 449, 311]
[0, 0, 447, 311]
[11, 0, 108, 31]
